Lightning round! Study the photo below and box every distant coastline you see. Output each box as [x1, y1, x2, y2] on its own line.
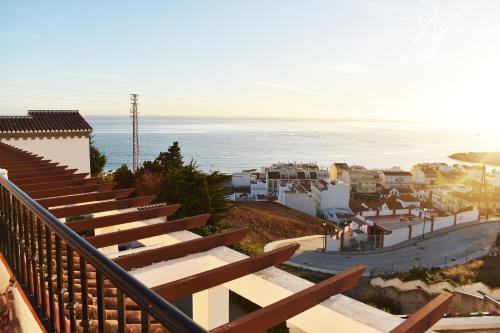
[449, 152, 500, 167]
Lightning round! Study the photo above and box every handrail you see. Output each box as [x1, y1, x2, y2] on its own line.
[0, 175, 206, 333]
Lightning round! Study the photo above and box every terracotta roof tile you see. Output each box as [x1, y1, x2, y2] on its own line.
[0, 110, 92, 133]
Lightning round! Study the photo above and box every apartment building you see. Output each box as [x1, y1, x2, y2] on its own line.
[264, 162, 329, 194]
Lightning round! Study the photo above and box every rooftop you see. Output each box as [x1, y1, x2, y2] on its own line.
[0, 110, 92, 134]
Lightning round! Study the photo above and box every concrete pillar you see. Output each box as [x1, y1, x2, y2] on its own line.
[192, 286, 229, 330]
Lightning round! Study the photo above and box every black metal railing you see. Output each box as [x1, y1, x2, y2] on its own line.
[0, 175, 206, 333]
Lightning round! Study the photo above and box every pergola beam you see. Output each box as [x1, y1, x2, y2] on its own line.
[85, 214, 210, 248]
[153, 243, 300, 301]
[66, 204, 181, 233]
[49, 195, 156, 218]
[36, 188, 135, 208]
[20, 177, 99, 192]
[389, 292, 452, 333]
[29, 183, 116, 199]
[4, 165, 68, 175]
[114, 227, 250, 271]
[9, 168, 78, 181]
[13, 172, 88, 185]
[210, 265, 366, 333]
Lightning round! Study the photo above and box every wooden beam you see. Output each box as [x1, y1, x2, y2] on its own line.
[20, 178, 99, 192]
[210, 265, 366, 333]
[0, 159, 54, 168]
[85, 214, 210, 248]
[0, 155, 44, 163]
[9, 168, 78, 181]
[66, 204, 181, 233]
[114, 227, 250, 271]
[37, 188, 135, 208]
[389, 292, 452, 333]
[5, 165, 67, 175]
[0, 161, 59, 171]
[13, 172, 88, 186]
[152, 243, 299, 301]
[29, 183, 116, 199]
[49, 195, 156, 218]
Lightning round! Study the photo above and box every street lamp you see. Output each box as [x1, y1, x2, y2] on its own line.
[422, 208, 428, 239]
[322, 221, 327, 252]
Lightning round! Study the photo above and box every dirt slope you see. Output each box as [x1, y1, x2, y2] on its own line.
[223, 201, 335, 254]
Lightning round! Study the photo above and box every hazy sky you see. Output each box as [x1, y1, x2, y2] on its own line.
[1, 1, 500, 125]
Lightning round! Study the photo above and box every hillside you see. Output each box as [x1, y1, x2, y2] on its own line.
[223, 201, 336, 255]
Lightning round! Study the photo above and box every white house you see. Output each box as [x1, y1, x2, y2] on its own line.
[0, 110, 92, 175]
[414, 168, 438, 185]
[278, 184, 316, 216]
[312, 180, 350, 211]
[379, 168, 413, 189]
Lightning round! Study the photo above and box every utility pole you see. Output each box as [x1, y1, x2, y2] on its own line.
[480, 165, 489, 220]
[130, 94, 139, 172]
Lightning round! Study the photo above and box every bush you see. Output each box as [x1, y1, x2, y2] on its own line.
[113, 164, 135, 189]
[89, 138, 107, 176]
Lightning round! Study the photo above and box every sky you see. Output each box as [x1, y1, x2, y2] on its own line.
[1, 0, 500, 127]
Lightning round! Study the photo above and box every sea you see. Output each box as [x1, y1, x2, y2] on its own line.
[88, 116, 499, 174]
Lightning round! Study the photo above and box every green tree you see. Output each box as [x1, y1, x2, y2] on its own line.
[90, 138, 107, 176]
[138, 142, 231, 231]
[113, 164, 135, 189]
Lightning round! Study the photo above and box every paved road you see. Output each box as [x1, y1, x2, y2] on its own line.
[289, 221, 500, 274]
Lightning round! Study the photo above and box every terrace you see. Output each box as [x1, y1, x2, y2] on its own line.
[0, 141, 453, 333]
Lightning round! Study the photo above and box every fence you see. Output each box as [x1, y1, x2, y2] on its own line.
[342, 235, 383, 251]
[0, 175, 205, 333]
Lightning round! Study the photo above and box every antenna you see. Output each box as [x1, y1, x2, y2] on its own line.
[480, 165, 488, 220]
[130, 93, 139, 172]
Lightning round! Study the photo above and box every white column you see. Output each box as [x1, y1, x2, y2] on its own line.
[0, 168, 8, 179]
[192, 286, 229, 330]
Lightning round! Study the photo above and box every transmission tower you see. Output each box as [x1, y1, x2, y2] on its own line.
[480, 165, 489, 220]
[130, 94, 139, 172]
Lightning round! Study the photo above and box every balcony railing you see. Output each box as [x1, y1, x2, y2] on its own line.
[0, 175, 206, 333]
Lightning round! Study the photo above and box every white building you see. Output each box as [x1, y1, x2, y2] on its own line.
[278, 184, 316, 216]
[263, 162, 330, 195]
[0, 110, 92, 175]
[379, 168, 413, 189]
[414, 168, 438, 186]
[312, 180, 350, 211]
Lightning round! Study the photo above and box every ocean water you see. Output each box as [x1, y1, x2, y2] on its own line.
[88, 116, 499, 173]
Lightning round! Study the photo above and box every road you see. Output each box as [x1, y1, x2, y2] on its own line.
[289, 221, 500, 275]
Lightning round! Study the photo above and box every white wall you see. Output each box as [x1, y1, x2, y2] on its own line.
[326, 238, 341, 251]
[384, 228, 408, 247]
[411, 221, 432, 238]
[0, 256, 44, 333]
[281, 191, 316, 216]
[457, 210, 479, 224]
[318, 183, 350, 210]
[232, 172, 251, 188]
[361, 211, 377, 217]
[433, 215, 455, 230]
[1, 136, 91, 175]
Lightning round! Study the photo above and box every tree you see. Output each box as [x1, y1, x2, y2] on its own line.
[90, 138, 107, 176]
[113, 164, 135, 189]
[138, 142, 231, 231]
